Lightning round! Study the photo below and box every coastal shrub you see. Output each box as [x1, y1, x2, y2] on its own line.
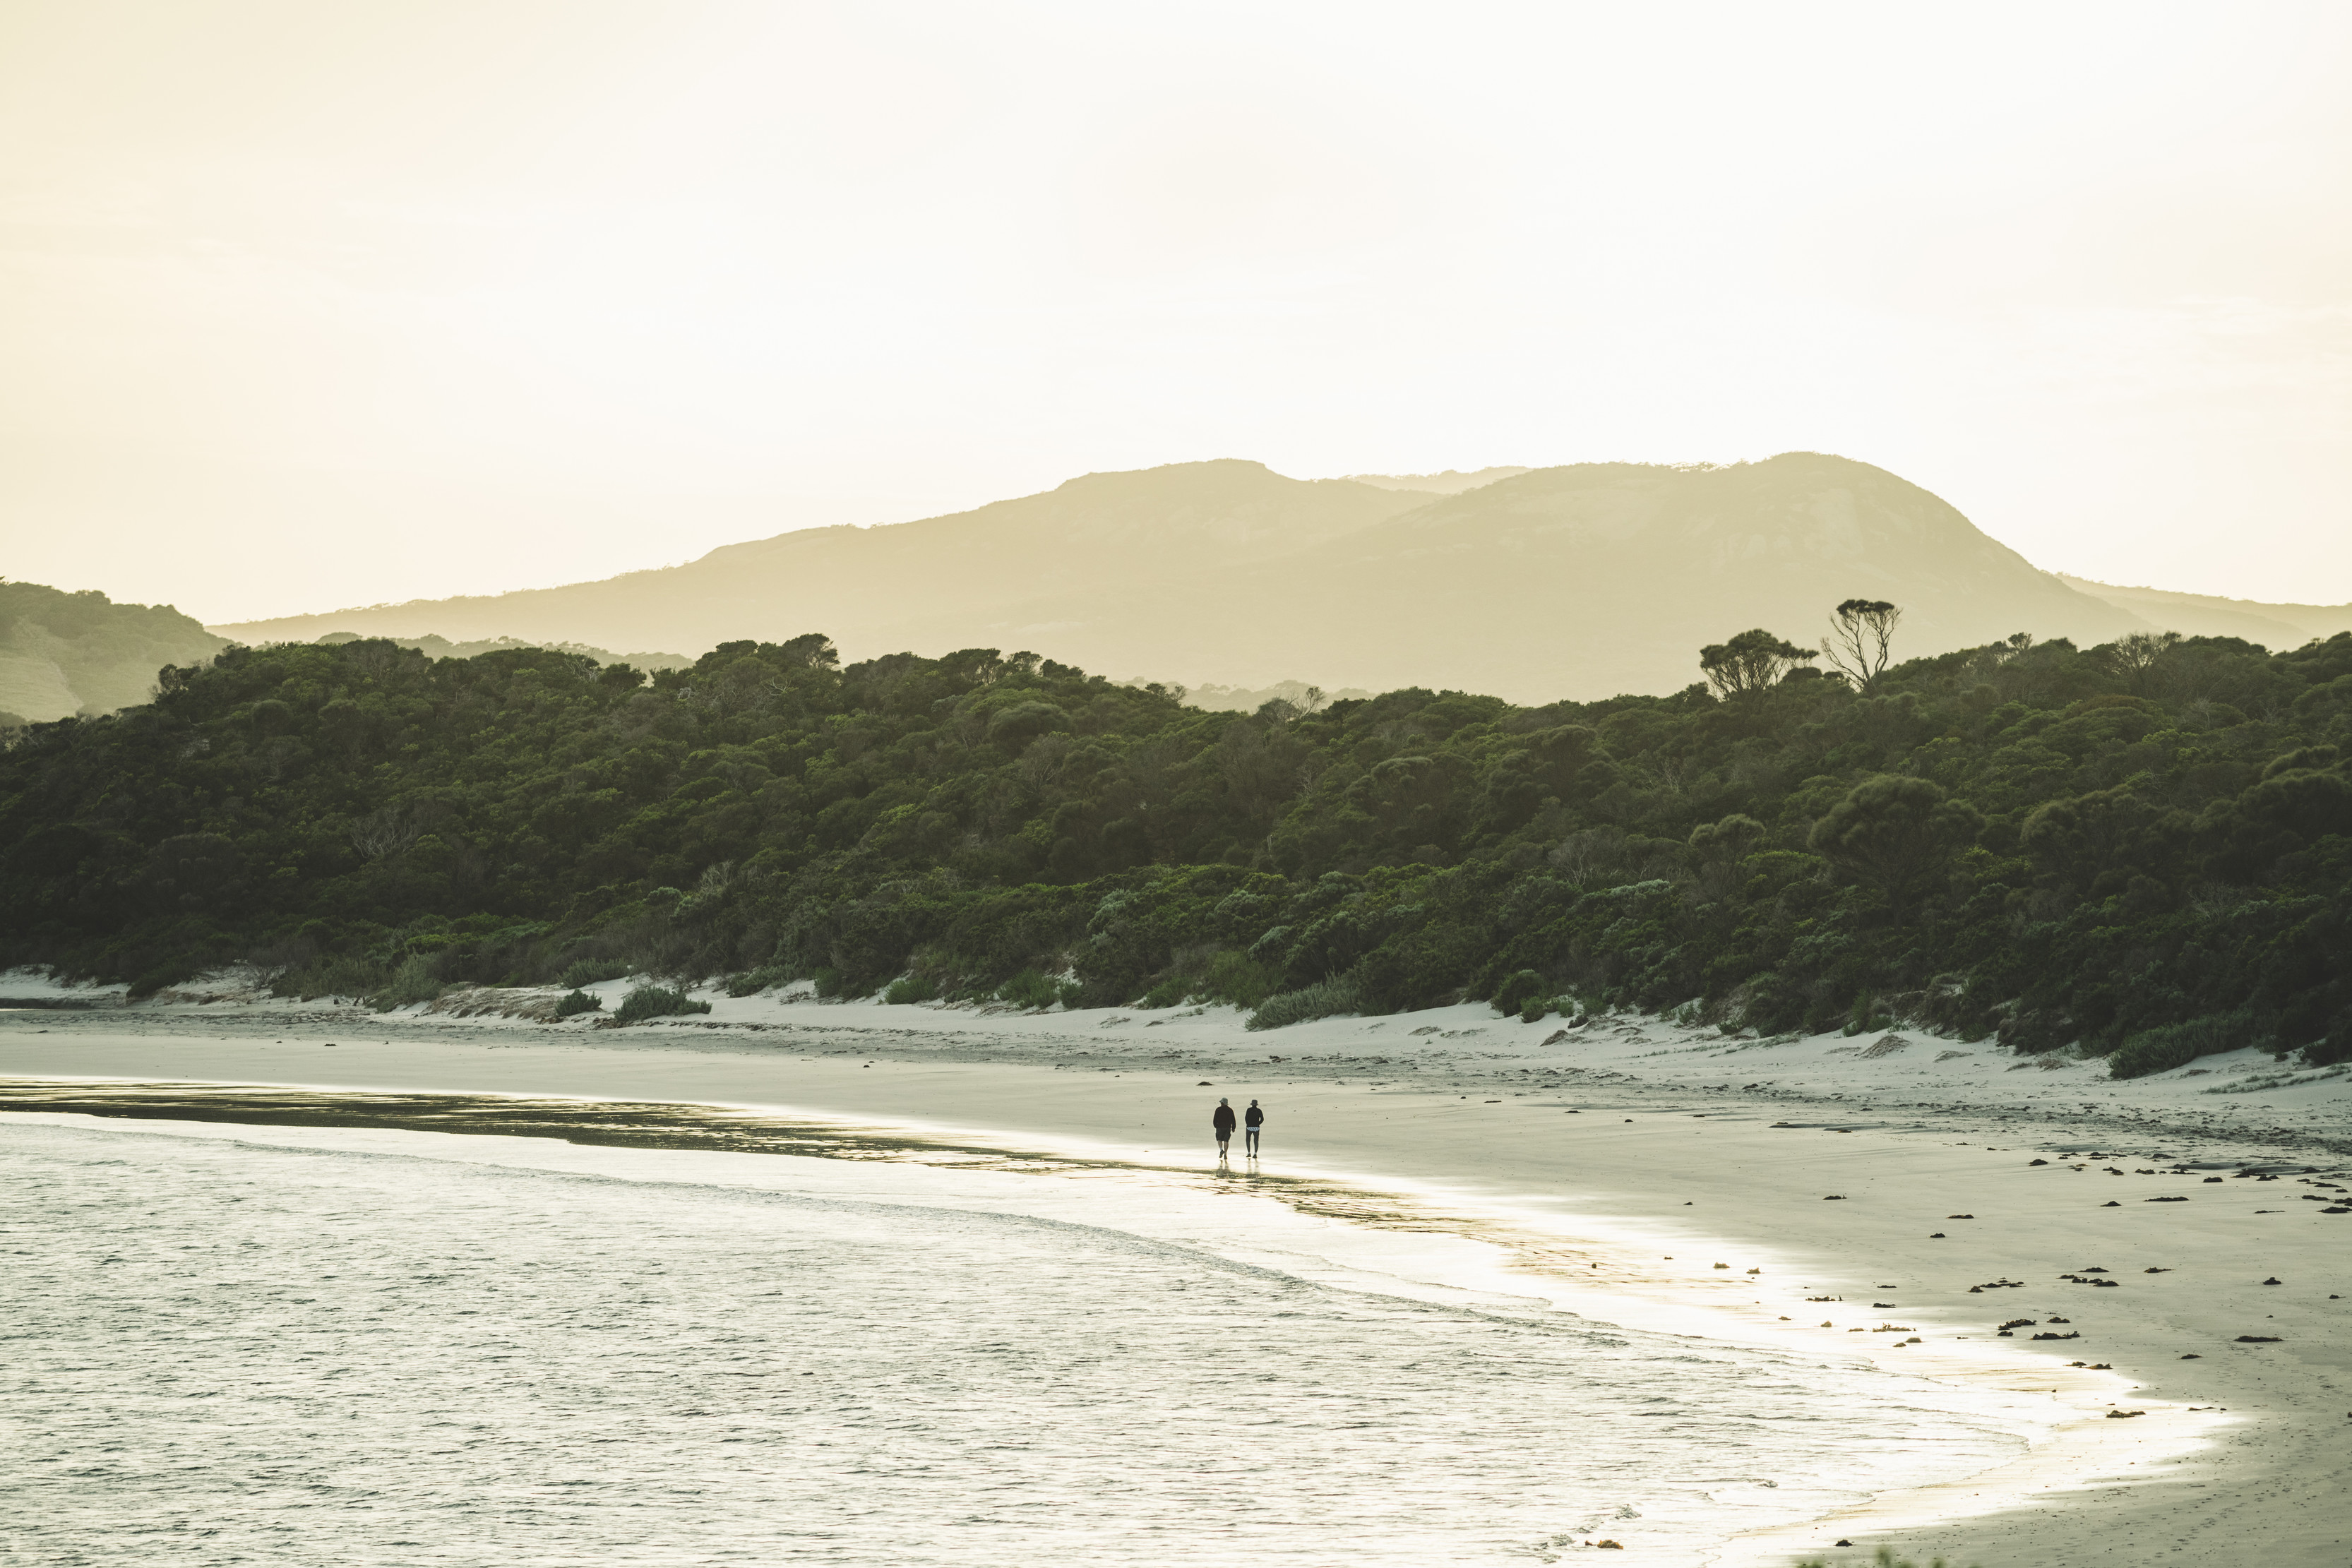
[1057, 978, 1086, 1010]
[555, 988, 603, 1017]
[1196, 950, 1279, 1010]
[1137, 976, 1189, 1008]
[1248, 975, 1366, 1031]
[1247, 925, 1294, 964]
[614, 985, 712, 1025]
[811, 966, 847, 999]
[996, 969, 1063, 1010]
[126, 961, 201, 1000]
[371, 954, 444, 1011]
[274, 953, 390, 1000]
[559, 957, 632, 989]
[2108, 1009, 2271, 1079]
[725, 964, 790, 997]
[1491, 968, 1548, 1017]
[1841, 988, 1899, 1035]
[1807, 773, 1983, 913]
[883, 974, 938, 1005]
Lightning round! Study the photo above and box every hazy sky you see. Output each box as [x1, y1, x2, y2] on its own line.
[4, 1, 2348, 624]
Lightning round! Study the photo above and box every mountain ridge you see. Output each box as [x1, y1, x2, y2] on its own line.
[2054, 575, 2352, 648]
[212, 452, 2161, 701]
[1, 582, 227, 723]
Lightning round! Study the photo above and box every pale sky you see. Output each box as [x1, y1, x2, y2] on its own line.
[4, 1, 2348, 624]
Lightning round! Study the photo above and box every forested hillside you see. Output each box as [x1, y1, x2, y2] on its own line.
[4, 618, 2349, 1074]
[316, 630, 695, 673]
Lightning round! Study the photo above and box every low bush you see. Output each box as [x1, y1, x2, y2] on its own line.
[614, 985, 712, 1025]
[1137, 976, 1189, 1008]
[270, 954, 386, 1000]
[2108, 1009, 2272, 1079]
[811, 966, 847, 999]
[1248, 975, 1366, 1031]
[126, 961, 201, 1000]
[559, 957, 633, 989]
[372, 954, 444, 1011]
[1196, 950, 1279, 1010]
[725, 964, 791, 998]
[996, 969, 1064, 1010]
[1491, 968, 1547, 1017]
[555, 988, 603, 1017]
[883, 974, 938, 1005]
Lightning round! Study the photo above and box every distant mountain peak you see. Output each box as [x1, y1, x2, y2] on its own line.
[209, 452, 2170, 702]
[1345, 465, 1532, 495]
[1058, 457, 1279, 489]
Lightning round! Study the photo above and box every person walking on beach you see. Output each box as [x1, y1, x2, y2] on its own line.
[1212, 1097, 1237, 1162]
[1243, 1099, 1265, 1159]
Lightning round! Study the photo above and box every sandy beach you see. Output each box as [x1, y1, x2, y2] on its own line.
[4, 975, 2348, 1566]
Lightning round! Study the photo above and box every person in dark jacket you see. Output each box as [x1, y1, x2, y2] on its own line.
[1212, 1098, 1237, 1161]
[1243, 1099, 1265, 1159]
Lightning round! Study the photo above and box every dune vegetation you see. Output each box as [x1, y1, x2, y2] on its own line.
[1, 614, 2348, 1072]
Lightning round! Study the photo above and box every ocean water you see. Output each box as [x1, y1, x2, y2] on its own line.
[3, 1100, 2040, 1565]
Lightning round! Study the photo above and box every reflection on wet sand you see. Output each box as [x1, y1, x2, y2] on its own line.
[0, 1077, 1485, 1237]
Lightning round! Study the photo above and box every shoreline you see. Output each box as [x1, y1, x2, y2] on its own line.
[4, 992, 2349, 1565]
[13, 964, 2348, 1154]
[2, 1089, 2038, 1565]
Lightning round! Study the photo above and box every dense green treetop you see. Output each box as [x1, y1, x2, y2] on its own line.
[3, 618, 2349, 1071]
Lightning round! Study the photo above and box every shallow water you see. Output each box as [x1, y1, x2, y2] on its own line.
[4, 1094, 2040, 1564]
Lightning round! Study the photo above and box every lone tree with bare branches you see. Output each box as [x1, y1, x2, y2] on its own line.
[350, 803, 422, 861]
[1821, 599, 1902, 691]
[1698, 629, 1817, 698]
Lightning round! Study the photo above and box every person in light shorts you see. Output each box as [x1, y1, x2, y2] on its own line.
[1243, 1099, 1264, 1158]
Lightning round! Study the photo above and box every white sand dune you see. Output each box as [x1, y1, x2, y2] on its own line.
[4, 975, 2347, 1566]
